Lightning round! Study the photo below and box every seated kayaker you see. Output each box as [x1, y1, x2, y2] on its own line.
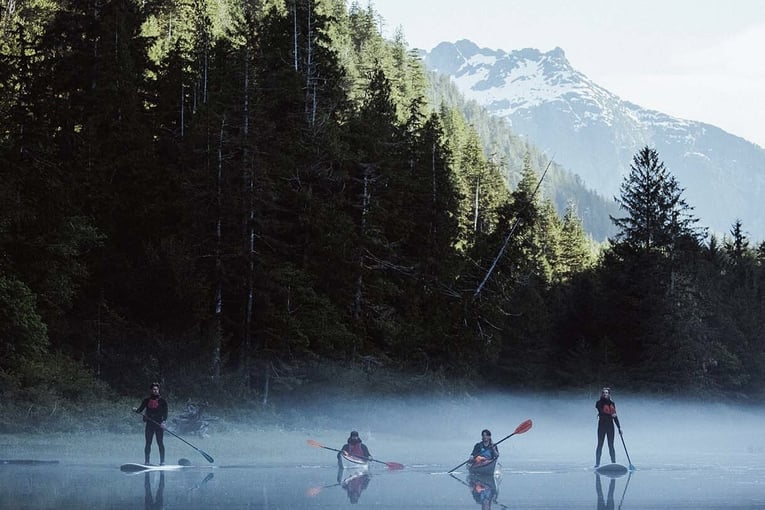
[468, 429, 499, 465]
[338, 430, 372, 461]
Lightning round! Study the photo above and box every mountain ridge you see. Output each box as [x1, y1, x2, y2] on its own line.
[422, 41, 765, 240]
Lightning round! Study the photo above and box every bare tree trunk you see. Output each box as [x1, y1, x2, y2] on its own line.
[242, 56, 255, 390]
[262, 365, 270, 406]
[1, 0, 17, 33]
[431, 143, 437, 205]
[96, 291, 103, 377]
[292, 1, 298, 71]
[473, 176, 480, 232]
[203, 47, 208, 104]
[352, 165, 373, 320]
[180, 84, 184, 138]
[304, 0, 316, 126]
[211, 116, 226, 380]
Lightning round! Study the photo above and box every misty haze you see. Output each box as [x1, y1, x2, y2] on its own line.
[3, 391, 765, 509]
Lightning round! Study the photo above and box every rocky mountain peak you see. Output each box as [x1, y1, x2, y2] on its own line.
[422, 40, 765, 240]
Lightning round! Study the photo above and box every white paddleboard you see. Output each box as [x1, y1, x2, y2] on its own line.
[120, 463, 185, 473]
[594, 463, 629, 477]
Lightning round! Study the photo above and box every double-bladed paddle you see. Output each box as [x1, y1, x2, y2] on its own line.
[307, 439, 404, 470]
[447, 418, 533, 473]
[141, 415, 215, 464]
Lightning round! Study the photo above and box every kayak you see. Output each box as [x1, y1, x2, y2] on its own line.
[468, 456, 500, 476]
[338, 452, 369, 470]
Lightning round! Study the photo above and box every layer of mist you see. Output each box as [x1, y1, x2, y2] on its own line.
[5, 390, 763, 470]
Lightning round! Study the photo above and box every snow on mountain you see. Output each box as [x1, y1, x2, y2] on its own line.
[423, 40, 765, 240]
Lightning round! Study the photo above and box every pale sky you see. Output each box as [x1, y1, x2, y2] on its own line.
[363, 0, 765, 148]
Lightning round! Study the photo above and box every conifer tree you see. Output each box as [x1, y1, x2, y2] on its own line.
[558, 201, 595, 281]
[611, 146, 702, 256]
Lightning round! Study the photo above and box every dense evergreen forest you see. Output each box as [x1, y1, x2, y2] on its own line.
[2, 0, 765, 425]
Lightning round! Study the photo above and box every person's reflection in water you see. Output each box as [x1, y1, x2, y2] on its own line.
[595, 474, 615, 510]
[340, 471, 371, 504]
[144, 472, 165, 510]
[469, 474, 499, 510]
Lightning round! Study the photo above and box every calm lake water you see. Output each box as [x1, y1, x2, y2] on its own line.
[4, 395, 765, 509]
[2, 458, 764, 509]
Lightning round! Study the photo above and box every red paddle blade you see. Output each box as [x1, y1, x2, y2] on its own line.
[306, 487, 322, 497]
[385, 461, 405, 470]
[307, 439, 323, 448]
[514, 419, 533, 434]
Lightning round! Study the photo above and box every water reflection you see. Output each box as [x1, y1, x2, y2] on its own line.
[595, 471, 633, 510]
[450, 473, 502, 509]
[595, 474, 614, 510]
[468, 474, 499, 509]
[144, 472, 164, 510]
[337, 466, 371, 504]
[2, 460, 763, 509]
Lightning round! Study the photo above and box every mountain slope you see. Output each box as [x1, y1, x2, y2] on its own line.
[426, 71, 619, 241]
[423, 40, 765, 240]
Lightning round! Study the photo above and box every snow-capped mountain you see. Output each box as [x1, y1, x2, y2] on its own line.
[422, 40, 765, 240]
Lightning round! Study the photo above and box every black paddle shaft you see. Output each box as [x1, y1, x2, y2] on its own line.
[618, 429, 635, 470]
[141, 415, 215, 463]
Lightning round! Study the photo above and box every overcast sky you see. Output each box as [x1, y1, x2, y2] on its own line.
[362, 0, 765, 148]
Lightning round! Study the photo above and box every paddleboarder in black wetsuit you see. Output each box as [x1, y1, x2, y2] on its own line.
[133, 382, 168, 465]
[594, 387, 621, 467]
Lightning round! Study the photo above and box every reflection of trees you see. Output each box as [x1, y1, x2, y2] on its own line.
[144, 472, 164, 510]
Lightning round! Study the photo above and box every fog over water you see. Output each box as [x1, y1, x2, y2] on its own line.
[295, 390, 765, 466]
[3, 390, 765, 509]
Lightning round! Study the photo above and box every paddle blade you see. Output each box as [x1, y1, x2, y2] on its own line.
[307, 439, 323, 448]
[385, 461, 405, 470]
[514, 419, 533, 435]
[306, 486, 322, 497]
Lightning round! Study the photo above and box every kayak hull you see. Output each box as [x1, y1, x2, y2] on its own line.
[338, 453, 369, 470]
[468, 457, 500, 476]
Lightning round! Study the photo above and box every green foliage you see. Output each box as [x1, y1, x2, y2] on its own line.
[0, 275, 48, 373]
[2, 0, 765, 411]
[0, 352, 112, 432]
[611, 146, 703, 255]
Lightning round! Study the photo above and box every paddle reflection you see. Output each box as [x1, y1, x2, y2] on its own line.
[336, 466, 371, 504]
[595, 474, 615, 510]
[144, 472, 164, 510]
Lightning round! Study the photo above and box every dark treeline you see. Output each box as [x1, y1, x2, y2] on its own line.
[2, 0, 765, 419]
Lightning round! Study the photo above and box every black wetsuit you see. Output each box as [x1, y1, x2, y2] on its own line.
[595, 397, 621, 466]
[135, 395, 168, 465]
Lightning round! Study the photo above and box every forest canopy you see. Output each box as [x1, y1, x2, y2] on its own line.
[2, 0, 764, 422]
